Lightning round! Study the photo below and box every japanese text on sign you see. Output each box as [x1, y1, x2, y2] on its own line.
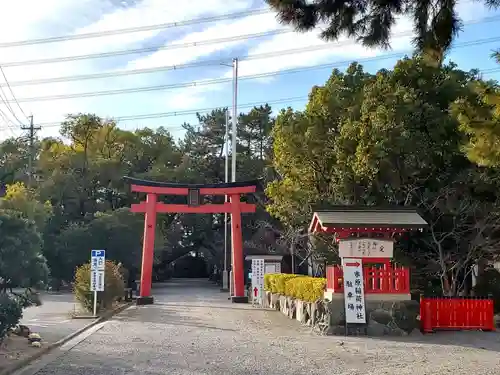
[338, 239, 394, 259]
[91, 250, 105, 270]
[342, 258, 366, 324]
[90, 250, 105, 292]
[251, 259, 265, 303]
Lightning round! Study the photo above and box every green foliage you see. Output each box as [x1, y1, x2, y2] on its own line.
[264, 273, 326, 302]
[0, 294, 22, 342]
[73, 260, 125, 313]
[265, 0, 493, 56]
[0, 209, 48, 289]
[451, 79, 500, 167]
[14, 108, 276, 284]
[284, 276, 327, 302]
[473, 268, 500, 314]
[264, 273, 301, 294]
[267, 57, 500, 295]
[5, 52, 500, 297]
[0, 182, 53, 232]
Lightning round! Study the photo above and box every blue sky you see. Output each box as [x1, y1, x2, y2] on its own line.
[0, 0, 499, 142]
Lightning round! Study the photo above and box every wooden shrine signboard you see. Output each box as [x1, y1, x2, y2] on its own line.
[338, 238, 394, 259]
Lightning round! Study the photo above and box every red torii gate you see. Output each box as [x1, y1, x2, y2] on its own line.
[124, 176, 257, 305]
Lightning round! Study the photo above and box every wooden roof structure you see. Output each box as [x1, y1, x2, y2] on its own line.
[309, 206, 428, 235]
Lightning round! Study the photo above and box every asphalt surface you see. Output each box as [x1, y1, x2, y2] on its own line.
[19, 291, 92, 343]
[14, 279, 500, 375]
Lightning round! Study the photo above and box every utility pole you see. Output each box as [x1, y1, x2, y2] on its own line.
[21, 115, 40, 189]
[229, 58, 238, 296]
[222, 109, 230, 292]
[231, 58, 238, 182]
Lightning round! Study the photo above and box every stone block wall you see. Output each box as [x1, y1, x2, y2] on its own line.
[263, 291, 421, 336]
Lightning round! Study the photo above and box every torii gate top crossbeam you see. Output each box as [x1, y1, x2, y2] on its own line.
[123, 176, 259, 195]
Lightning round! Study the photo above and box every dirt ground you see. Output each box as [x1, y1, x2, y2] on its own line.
[0, 335, 41, 372]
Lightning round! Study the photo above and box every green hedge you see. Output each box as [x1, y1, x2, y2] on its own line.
[264, 273, 301, 294]
[264, 273, 326, 302]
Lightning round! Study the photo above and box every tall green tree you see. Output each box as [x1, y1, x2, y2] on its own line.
[265, 0, 499, 55]
[0, 182, 52, 231]
[267, 56, 500, 294]
[0, 210, 48, 291]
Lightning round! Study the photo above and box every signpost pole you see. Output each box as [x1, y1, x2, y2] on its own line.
[93, 290, 97, 317]
[90, 249, 106, 317]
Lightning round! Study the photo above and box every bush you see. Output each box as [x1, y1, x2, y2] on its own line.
[0, 294, 22, 342]
[264, 273, 301, 294]
[285, 276, 326, 302]
[73, 260, 125, 313]
[264, 273, 326, 302]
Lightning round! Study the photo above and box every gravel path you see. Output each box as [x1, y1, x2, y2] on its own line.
[27, 279, 500, 375]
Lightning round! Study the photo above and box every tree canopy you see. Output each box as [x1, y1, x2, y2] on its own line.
[2, 51, 500, 296]
[265, 0, 500, 55]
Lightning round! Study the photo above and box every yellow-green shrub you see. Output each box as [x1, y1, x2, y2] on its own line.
[284, 276, 326, 302]
[264, 273, 301, 294]
[263, 273, 325, 302]
[73, 260, 125, 313]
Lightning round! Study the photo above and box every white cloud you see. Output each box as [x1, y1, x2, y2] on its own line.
[128, 12, 282, 71]
[0, 0, 255, 139]
[0, 0, 493, 141]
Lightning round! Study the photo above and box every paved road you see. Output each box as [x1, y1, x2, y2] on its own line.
[20, 292, 92, 343]
[15, 279, 500, 375]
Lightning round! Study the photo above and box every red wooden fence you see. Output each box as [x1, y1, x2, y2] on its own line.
[420, 296, 494, 333]
[326, 265, 410, 294]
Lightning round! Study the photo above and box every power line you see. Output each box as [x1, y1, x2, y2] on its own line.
[0, 29, 292, 68]
[1, 14, 497, 68]
[4, 35, 500, 104]
[0, 74, 26, 128]
[1, 43, 392, 87]
[2, 59, 500, 132]
[8, 96, 307, 129]
[0, 108, 21, 136]
[0, 86, 23, 126]
[0, 66, 29, 123]
[0, 0, 481, 49]
[11, 56, 500, 131]
[0, 8, 271, 48]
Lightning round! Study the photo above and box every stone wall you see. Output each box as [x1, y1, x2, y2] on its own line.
[263, 291, 421, 336]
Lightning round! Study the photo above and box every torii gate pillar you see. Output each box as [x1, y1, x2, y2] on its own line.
[124, 177, 257, 305]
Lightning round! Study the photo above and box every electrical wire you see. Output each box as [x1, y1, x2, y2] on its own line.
[0, 66, 29, 123]
[0, 29, 292, 68]
[1, 14, 497, 68]
[1, 42, 400, 87]
[2, 59, 499, 132]
[33, 96, 306, 128]
[8, 59, 500, 130]
[0, 0, 482, 48]
[4, 35, 500, 104]
[0, 8, 271, 48]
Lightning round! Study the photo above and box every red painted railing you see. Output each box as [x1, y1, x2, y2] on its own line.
[326, 265, 410, 294]
[420, 296, 494, 333]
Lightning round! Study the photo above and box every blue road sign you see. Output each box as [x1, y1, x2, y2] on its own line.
[91, 250, 105, 258]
